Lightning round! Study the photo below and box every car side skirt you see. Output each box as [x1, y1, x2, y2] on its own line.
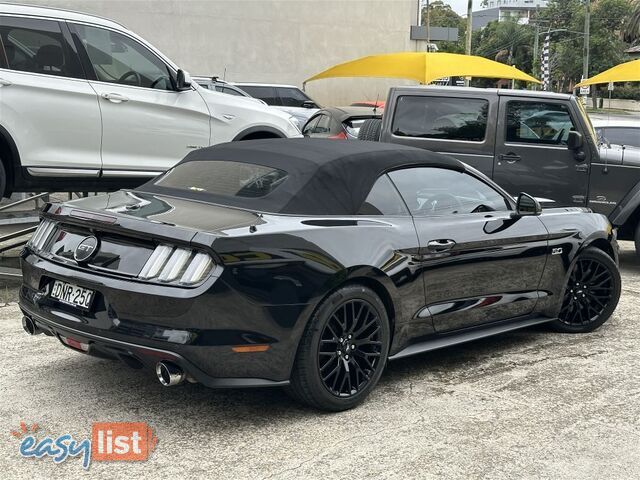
[388, 315, 555, 361]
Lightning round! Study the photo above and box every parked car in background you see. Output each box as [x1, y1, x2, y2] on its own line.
[357, 86, 640, 254]
[351, 101, 385, 109]
[233, 83, 320, 128]
[592, 119, 640, 149]
[20, 139, 621, 411]
[302, 107, 382, 139]
[192, 75, 253, 98]
[0, 4, 301, 198]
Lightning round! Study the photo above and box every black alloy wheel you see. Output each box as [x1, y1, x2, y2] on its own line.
[287, 285, 390, 411]
[553, 248, 621, 333]
[318, 299, 383, 397]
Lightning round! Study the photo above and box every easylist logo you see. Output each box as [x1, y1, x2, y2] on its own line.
[92, 422, 157, 461]
[13, 421, 158, 469]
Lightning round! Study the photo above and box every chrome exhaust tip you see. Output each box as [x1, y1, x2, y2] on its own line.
[155, 361, 186, 387]
[22, 316, 41, 336]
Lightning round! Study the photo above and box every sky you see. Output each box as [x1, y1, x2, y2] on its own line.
[436, 0, 475, 16]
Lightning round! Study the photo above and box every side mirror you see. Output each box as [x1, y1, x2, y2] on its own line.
[176, 69, 192, 91]
[514, 193, 542, 217]
[301, 100, 317, 109]
[567, 131, 583, 150]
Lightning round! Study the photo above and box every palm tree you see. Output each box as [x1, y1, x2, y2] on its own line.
[625, 0, 640, 44]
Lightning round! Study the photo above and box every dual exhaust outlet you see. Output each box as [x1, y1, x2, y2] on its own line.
[23, 316, 187, 387]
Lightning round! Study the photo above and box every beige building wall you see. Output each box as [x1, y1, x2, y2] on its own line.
[13, 0, 421, 105]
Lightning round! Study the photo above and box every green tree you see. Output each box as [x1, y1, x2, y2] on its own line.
[624, 0, 640, 44]
[539, 0, 632, 92]
[473, 20, 534, 71]
[420, 1, 466, 53]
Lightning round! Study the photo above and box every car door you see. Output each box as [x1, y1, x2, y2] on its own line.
[69, 23, 210, 174]
[388, 167, 549, 333]
[493, 97, 590, 207]
[0, 16, 101, 174]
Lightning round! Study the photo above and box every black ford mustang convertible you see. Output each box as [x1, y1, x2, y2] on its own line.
[20, 139, 621, 411]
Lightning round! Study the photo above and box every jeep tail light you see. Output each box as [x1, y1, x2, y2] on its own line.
[139, 245, 214, 285]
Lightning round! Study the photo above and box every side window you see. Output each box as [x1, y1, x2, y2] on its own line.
[312, 115, 331, 134]
[506, 101, 576, 145]
[277, 87, 313, 107]
[238, 85, 279, 105]
[358, 174, 409, 216]
[73, 24, 173, 91]
[388, 167, 510, 216]
[302, 116, 320, 135]
[392, 96, 488, 141]
[0, 16, 82, 78]
[221, 86, 243, 96]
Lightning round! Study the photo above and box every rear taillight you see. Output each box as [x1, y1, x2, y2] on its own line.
[328, 131, 348, 140]
[139, 245, 215, 285]
[28, 219, 56, 252]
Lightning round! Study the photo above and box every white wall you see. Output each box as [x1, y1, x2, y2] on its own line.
[12, 0, 421, 105]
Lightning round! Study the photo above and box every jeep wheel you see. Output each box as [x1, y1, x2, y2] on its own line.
[357, 118, 382, 141]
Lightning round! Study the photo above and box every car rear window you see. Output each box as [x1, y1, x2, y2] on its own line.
[392, 96, 488, 141]
[154, 161, 288, 198]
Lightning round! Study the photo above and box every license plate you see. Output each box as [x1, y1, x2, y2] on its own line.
[50, 280, 94, 310]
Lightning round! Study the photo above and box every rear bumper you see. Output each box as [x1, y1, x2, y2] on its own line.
[20, 304, 288, 388]
[19, 251, 311, 387]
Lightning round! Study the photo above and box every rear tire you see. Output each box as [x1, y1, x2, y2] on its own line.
[634, 222, 640, 256]
[287, 284, 390, 411]
[549, 247, 621, 333]
[357, 118, 382, 141]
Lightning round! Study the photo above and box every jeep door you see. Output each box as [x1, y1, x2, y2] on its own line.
[388, 166, 549, 332]
[0, 16, 101, 174]
[493, 97, 590, 207]
[69, 23, 210, 175]
[381, 91, 497, 177]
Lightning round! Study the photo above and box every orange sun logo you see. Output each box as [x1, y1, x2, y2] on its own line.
[10, 421, 39, 439]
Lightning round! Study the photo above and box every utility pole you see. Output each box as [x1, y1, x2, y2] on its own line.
[426, 0, 430, 50]
[465, 0, 473, 86]
[532, 7, 540, 90]
[582, 0, 593, 106]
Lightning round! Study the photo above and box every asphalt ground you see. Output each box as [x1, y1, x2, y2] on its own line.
[0, 242, 639, 479]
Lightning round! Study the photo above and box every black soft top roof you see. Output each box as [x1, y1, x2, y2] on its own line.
[139, 138, 465, 215]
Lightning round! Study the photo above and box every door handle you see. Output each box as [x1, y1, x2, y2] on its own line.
[0, 78, 12, 87]
[101, 93, 129, 103]
[426, 239, 456, 252]
[499, 153, 521, 163]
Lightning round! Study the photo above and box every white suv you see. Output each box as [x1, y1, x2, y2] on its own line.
[0, 4, 301, 198]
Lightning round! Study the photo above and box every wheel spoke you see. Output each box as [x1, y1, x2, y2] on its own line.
[317, 298, 383, 397]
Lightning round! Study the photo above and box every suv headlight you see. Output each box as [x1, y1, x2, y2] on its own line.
[286, 116, 302, 136]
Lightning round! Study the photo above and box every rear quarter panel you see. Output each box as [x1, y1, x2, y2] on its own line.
[210, 215, 424, 357]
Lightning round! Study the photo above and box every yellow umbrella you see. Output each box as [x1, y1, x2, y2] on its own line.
[576, 59, 640, 87]
[304, 52, 541, 86]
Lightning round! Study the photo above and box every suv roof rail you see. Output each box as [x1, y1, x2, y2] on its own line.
[2, 3, 128, 30]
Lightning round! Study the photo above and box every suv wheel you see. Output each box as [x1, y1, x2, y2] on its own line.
[287, 284, 390, 411]
[550, 247, 621, 333]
